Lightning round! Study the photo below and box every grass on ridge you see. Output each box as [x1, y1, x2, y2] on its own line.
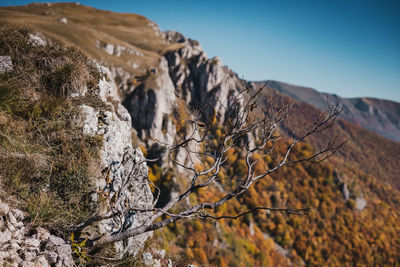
[0, 21, 102, 234]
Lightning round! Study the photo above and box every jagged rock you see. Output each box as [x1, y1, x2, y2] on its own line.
[80, 105, 98, 135]
[35, 227, 50, 241]
[78, 64, 153, 257]
[0, 47, 152, 263]
[142, 252, 153, 261]
[104, 43, 114, 55]
[123, 57, 176, 143]
[0, 203, 10, 214]
[0, 229, 12, 243]
[95, 40, 144, 57]
[45, 236, 74, 267]
[164, 31, 186, 43]
[11, 209, 25, 220]
[7, 212, 17, 225]
[0, 56, 13, 74]
[147, 21, 163, 37]
[45, 236, 67, 251]
[23, 249, 37, 262]
[24, 238, 40, 248]
[0, 202, 75, 266]
[34, 256, 50, 267]
[356, 197, 367, 211]
[339, 183, 350, 200]
[44, 251, 58, 264]
[28, 33, 47, 46]
[163, 32, 242, 125]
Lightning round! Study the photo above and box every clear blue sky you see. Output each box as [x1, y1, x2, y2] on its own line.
[2, 0, 400, 102]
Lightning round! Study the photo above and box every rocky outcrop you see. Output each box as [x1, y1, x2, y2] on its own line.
[0, 202, 74, 267]
[163, 31, 243, 123]
[119, 30, 244, 148]
[0, 61, 154, 264]
[123, 57, 177, 143]
[78, 65, 153, 257]
[95, 40, 144, 57]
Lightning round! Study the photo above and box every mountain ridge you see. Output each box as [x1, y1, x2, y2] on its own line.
[256, 80, 400, 142]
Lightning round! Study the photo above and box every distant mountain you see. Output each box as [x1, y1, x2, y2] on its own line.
[258, 80, 400, 142]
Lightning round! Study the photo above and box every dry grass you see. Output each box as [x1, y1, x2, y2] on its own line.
[0, 2, 168, 77]
[0, 21, 102, 233]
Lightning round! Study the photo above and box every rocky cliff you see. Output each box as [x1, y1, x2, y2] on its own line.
[122, 30, 244, 144]
[78, 64, 153, 257]
[0, 26, 153, 265]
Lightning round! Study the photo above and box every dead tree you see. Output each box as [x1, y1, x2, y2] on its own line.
[74, 83, 345, 249]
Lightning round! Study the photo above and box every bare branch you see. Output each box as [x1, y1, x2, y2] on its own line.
[74, 84, 344, 250]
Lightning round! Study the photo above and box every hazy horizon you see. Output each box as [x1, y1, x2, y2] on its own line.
[2, 0, 399, 102]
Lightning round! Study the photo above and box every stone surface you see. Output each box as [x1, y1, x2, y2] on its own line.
[78, 63, 153, 257]
[58, 17, 67, 23]
[0, 203, 10, 214]
[0, 201, 74, 266]
[0, 56, 13, 74]
[95, 40, 144, 57]
[340, 183, 350, 200]
[24, 238, 40, 247]
[142, 252, 153, 264]
[356, 197, 367, 211]
[28, 33, 47, 46]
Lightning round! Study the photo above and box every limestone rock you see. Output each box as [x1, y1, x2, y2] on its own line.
[58, 17, 68, 24]
[78, 64, 153, 257]
[34, 256, 50, 267]
[142, 252, 153, 263]
[0, 56, 13, 74]
[0, 202, 10, 215]
[0, 229, 12, 243]
[28, 33, 47, 47]
[24, 238, 40, 248]
[0, 202, 73, 266]
[142, 251, 161, 267]
[339, 183, 350, 200]
[356, 197, 367, 211]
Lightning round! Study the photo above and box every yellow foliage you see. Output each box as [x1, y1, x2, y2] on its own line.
[185, 248, 194, 259]
[193, 248, 208, 264]
[139, 145, 147, 157]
